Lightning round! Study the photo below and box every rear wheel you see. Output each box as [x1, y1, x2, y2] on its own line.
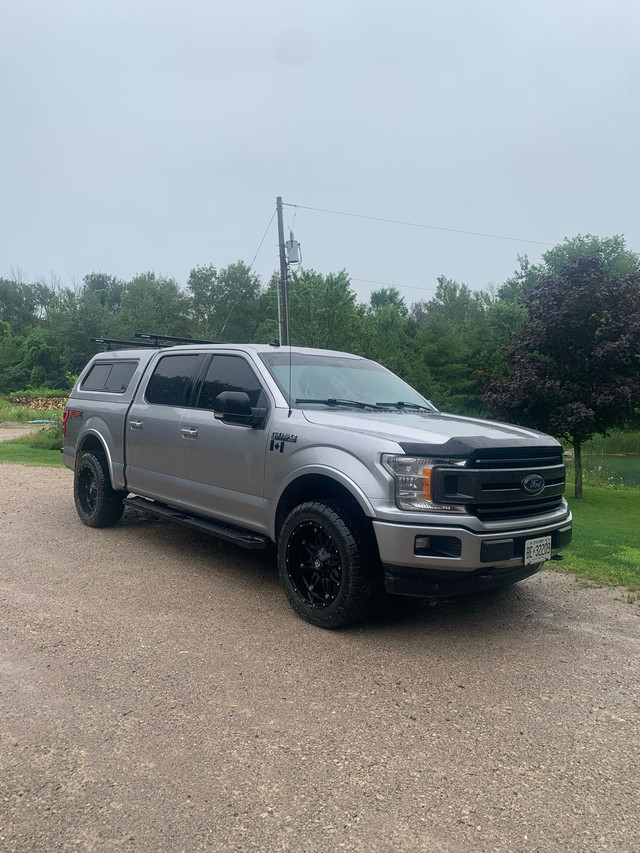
[278, 501, 375, 629]
[74, 451, 125, 528]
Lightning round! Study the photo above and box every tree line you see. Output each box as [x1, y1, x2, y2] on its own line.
[0, 258, 509, 410]
[2, 234, 639, 495]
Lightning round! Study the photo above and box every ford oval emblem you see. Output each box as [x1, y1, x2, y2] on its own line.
[522, 473, 545, 495]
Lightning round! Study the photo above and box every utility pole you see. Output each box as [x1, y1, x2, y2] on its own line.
[276, 196, 290, 346]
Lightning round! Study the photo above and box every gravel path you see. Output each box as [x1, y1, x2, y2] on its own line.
[0, 426, 38, 442]
[1, 464, 639, 852]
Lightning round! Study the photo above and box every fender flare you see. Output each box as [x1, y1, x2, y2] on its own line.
[76, 426, 119, 488]
[270, 462, 377, 541]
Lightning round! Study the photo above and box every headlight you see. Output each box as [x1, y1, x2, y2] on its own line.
[382, 454, 467, 513]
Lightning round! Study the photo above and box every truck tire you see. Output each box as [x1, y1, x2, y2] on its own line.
[74, 451, 125, 528]
[278, 501, 375, 629]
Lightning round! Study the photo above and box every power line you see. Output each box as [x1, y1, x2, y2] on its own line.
[283, 202, 554, 247]
[217, 209, 277, 338]
[351, 277, 437, 295]
[248, 209, 277, 272]
[249, 207, 490, 299]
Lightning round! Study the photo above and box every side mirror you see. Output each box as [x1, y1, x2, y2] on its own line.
[214, 391, 267, 428]
[214, 391, 252, 418]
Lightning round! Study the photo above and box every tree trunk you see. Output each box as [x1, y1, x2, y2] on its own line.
[573, 439, 583, 499]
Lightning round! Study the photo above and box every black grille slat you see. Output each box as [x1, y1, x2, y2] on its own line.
[473, 455, 561, 469]
[470, 447, 563, 470]
[475, 496, 564, 521]
[482, 475, 565, 492]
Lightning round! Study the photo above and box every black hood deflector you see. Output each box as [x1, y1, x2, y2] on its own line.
[399, 435, 561, 459]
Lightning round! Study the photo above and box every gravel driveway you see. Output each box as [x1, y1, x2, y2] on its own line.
[1, 464, 639, 852]
[0, 425, 38, 442]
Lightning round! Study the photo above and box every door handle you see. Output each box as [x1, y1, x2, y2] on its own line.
[180, 427, 199, 439]
[129, 420, 143, 430]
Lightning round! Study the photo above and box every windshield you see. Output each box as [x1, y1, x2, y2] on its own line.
[259, 351, 436, 410]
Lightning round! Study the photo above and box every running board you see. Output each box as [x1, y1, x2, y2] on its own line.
[123, 496, 270, 549]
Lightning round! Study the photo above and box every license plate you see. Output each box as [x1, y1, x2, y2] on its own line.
[524, 535, 552, 565]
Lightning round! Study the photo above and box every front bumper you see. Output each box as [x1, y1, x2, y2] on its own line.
[372, 515, 572, 598]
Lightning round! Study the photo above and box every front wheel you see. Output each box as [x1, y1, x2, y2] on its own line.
[74, 451, 125, 528]
[277, 501, 375, 629]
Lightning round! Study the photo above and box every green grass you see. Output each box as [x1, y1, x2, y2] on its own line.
[4, 386, 69, 401]
[0, 442, 65, 467]
[567, 430, 640, 455]
[553, 481, 640, 590]
[0, 399, 63, 424]
[0, 424, 65, 467]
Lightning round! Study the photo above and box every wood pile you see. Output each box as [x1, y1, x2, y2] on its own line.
[5, 397, 68, 410]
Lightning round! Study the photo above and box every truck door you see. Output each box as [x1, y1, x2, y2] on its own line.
[177, 353, 272, 531]
[125, 353, 205, 506]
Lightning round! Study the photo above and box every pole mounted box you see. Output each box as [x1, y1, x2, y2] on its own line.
[286, 237, 301, 264]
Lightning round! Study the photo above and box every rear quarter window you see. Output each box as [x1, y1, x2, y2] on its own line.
[81, 361, 138, 393]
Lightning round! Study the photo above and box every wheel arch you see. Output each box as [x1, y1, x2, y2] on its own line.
[75, 431, 114, 482]
[273, 472, 375, 544]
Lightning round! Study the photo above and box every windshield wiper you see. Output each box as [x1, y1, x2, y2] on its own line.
[296, 398, 383, 410]
[376, 401, 438, 412]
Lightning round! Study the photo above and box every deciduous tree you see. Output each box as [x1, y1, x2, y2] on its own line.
[410, 278, 493, 414]
[483, 255, 640, 497]
[187, 261, 262, 342]
[287, 269, 362, 352]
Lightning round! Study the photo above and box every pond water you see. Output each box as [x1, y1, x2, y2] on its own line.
[564, 454, 640, 489]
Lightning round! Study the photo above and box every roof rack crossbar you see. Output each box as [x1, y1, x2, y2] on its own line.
[92, 338, 158, 350]
[135, 332, 219, 345]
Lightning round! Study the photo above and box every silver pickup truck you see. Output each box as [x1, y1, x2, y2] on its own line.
[62, 342, 572, 628]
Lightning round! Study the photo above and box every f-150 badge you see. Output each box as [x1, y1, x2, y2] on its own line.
[270, 432, 298, 452]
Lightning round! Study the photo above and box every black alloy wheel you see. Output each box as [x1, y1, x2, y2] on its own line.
[74, 451, 125, 528]
[76, 463, 98, 516]
[286, 518, 342, 608]
[278, 501, 375, 629]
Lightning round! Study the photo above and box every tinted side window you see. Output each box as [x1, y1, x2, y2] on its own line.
[82, 364, 112, 391]
[197, 355, 265, 410]
[105, 362, 138, 392]
[145, 355, 202, 406]
[81, 361, 138, 393]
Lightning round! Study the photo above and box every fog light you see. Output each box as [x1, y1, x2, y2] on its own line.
[414, 535, 462, 558]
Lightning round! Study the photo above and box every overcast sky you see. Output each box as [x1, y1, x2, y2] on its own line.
[1, 0, 639, 305]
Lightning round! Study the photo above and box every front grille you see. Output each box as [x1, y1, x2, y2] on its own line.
[432, 445, 566, 522]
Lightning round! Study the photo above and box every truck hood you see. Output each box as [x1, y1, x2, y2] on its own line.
[301, 408, 560, 456]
